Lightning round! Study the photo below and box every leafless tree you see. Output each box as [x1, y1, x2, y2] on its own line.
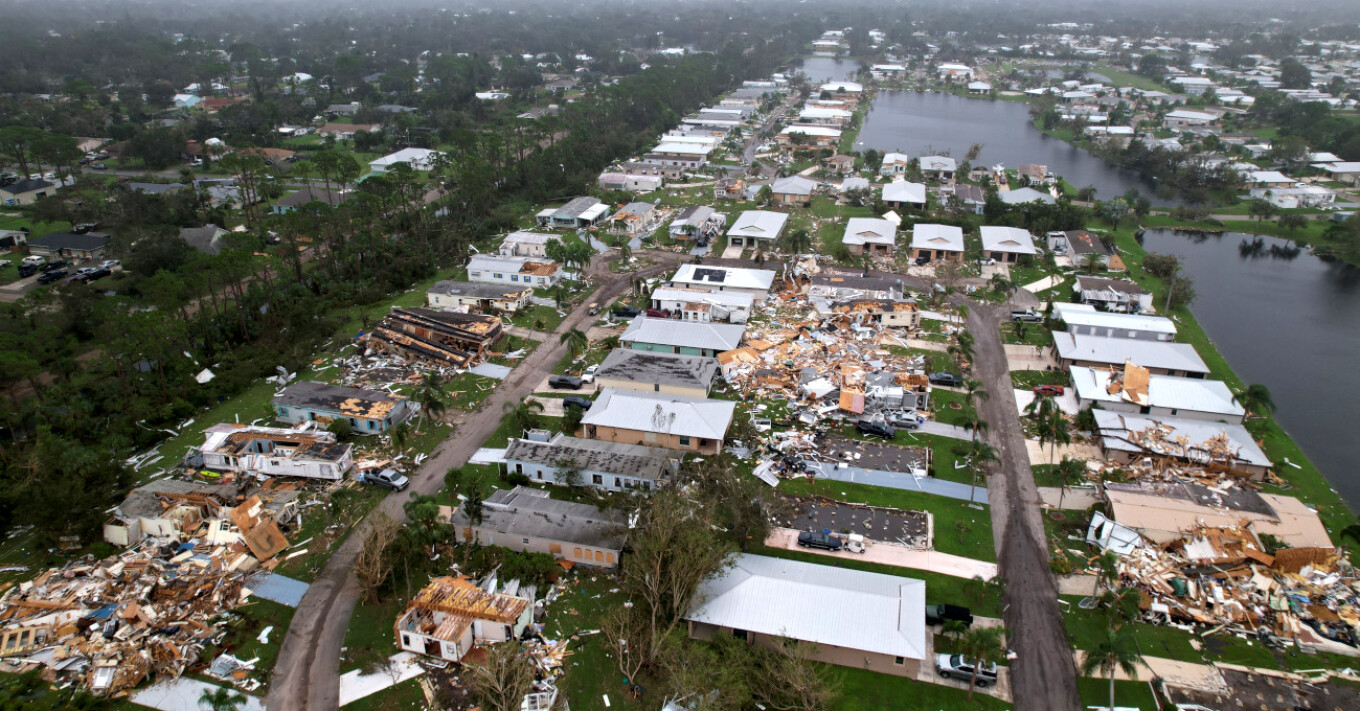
[354, 513, 401, 603]
[749, 638, 841, 711]
[465, 642, 536, 711]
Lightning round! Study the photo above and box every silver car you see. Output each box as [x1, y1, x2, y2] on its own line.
[935, 653, 998, 687]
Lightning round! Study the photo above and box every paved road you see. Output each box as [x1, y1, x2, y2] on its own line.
[968, 303, 1079, 711]
[740, 95, 800, 169]
[265, 250, 685, 711]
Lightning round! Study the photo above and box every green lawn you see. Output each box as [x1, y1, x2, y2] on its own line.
[1092, 64, 1167, 92]
[1000, 320, 1053, 346]
[206, 598, 296, 691]
[834, 665, 1012, 710]
[540, 573, 646, 711]
[1009, 369, 1070, 390]
[273, 487, 386, 582]
[340, 596, 407, 674]
[444, 372, 501, 411]
[340, 677, 427, 710]
[508, 304, 567, 332]
[1077, 677, 1160, 710]
[929, 389, 970, 427]
[779, 478, 995, 562]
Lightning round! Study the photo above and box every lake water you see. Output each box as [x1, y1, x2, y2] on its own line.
[1140, 228, 1360, 510]
[856, 90, 1179, 204]
[796, 57, 860, 83]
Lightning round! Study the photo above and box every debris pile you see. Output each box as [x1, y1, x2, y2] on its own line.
[0, 542, 255, 696]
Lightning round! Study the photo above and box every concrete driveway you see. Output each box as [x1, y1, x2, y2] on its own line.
[766, 528, 998, 580]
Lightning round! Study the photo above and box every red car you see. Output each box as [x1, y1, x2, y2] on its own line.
[644, 308, 668, 318]
[1033, 385, 1065, 397]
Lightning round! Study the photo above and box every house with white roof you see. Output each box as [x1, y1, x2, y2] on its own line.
[937, 63, 974, 80]
[1244, 171, 1295, 189]
[842, 217, 897, 256]
[369, 148, 441, 173]
[909, 224, 964, 263]
[649, 287, 754, 324]
[466, 254, 562, 288]
[999, 187, 1056, 205]
[499, 231, 555, 258]
[769, 176, 816, 206]
[1053, 303, 1176, 341]
[879, 152, 911, 177]
[621, 317, 747, 358]
[535, 197, 611, 230]
[881, 181, 926, 211]
[1163, 110, 1219, 130]
[667, 263, 776, 300]
[1070, 364, 1244, 424]
[798, 107, 854, 126]
[979, 226, 1036, 263]
[580, 389, 735, 454]
[1093, 410, 1270, 478]
[1052, 332, 1209, 378]
[687, 554, 927, 677]
[778, 125, 841, 150]
[1314, 162, 1360, 186]
[918, 156, 957, 181]
[724, 211, 789, 250]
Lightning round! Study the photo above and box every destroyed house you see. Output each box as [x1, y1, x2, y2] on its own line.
[805, 271, 903, 301]
[427, 280, 531, 314]
[368, 307, 503, 367]
[445, 487, 628, 568]
[581, 389, 735, 454]
[503, 434, 675, 492]
[1093, 410, 1271, 479]
[1052, 332, 1209, 378]
[498, 230, 555, 258]
[103, 479, 236, 547]
[1047, 230, 1112, 266]
[608, 202, 660, 237]
[649, 287, 753, 324]
[1070, 364, 1244, 423]
[621, 317, 745, 358]
[467, 254, 562, 288]
[667, 264, 776, 300]
[195, 424, 354, 481]
[594, 349, 720, 398]
[273, 381, 411, 434]
[1104, 482, 1332, 549]
[395, 576, 533, 663]
[1074, 276, 1153, 313]
[687, 554, 927, 677]
[829, 298, 919, 329]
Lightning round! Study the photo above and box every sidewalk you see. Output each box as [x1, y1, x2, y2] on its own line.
[804, 461, 989, 504]
[766, 528, 998, 580]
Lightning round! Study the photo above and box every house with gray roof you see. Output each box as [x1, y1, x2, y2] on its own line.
[594, 349, 719, 398]
[620, 317, 745, 358]
[272, 381, 411, 434]
[535, 196, 611, 229]
[769, 176, 816, 206]
[503, 433, 677, 492]
[725, 210, 789, 250]
[445, 486, 628, 569]
[27, 232, 109, 259]
[126, 182, 186, 195]
[180, 225, 231, 255]
[581, 388, 736, 454]
[687, 553, 928, 677]
[427, 280, 531, 313]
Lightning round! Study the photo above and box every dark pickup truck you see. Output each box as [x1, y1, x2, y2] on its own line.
[796, 530, 843, 551]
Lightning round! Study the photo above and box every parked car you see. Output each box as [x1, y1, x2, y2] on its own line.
[1011, 310, 1043, 323]
[882, 409, 923, 429]
[37, 269, 68, 285]
[587, 302, 600, 315]
[360, 468, 410, 492]
[90, 163, 108, 170]
[1032, 384, 1065, 397]
[580, 364, 599, 383]
[914, 255, 930, 265]
[21, 255, 46, 268]
[644, 308, 667, 318]
[612, 305, 641, 318]
[548, 375, 584, 390]
[99, 259, 121, 270]
[71, 223, 99, 234]
[18, 264, 37, 278]
[74, 267, 111, 283]
[796, 531, 843, 551]
[928, 372, 962, 387]
[925, 603, 974, 627]
[855, 420, 895, 439]
[935, 653, 997, 687]
[42, 260, 68, 273]
[562, 396, 592, 410]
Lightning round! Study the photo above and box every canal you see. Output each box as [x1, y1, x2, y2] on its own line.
[856, 90, 1180, 204]
[1140, 229, 1360, 510]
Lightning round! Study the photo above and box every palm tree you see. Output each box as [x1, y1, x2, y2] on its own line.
[560, 327, 589, 358]
[412, 373, 451, 425]
[1027, 395, 1071, 473]
[957, 625, 1006, 701]
[948, 332, 975, 374]
[987, 272, 1012, 299]
[502, 400, 545, 436]
[964, 438, 999, 505]
[782, 228, 812, 254]
[942, 618, 969, 642]
[1079, 626, 1142, 711]
[1054, 455, 1086, 509]
[1238, 383, 1275, 419]
[199, 687, 247, 711]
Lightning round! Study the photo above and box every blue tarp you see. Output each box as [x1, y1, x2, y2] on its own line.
[245, 572, 310, 608]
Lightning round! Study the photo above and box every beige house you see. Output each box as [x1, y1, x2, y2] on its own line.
[687, 554, 928, 678]
[1104, 482, 1331, 549]
[0, 179, 57, 206]
[394, 576, 533, 662]
[842, 217, 897, 256]
[442, 487, 627, 569]
[580, 389, 735, 455]
[593, 349, 719, 398]
[909, 224, 964, 263]
[426, 280, 531, 313]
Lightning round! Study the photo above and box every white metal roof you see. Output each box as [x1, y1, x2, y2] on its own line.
[881, 152, 911, 165]
[842, 218, 897, 246]
[652, 142, 714, 155]
[1053, 332, 1209, 374]
[687, 554, 927, 660]
[979, 226, 1037, 254]
[799, 107, 852, 119]
[725, 211, 789, 241]
[620, 317, 747, 351]
[819, 82, 864, 93]
[910, 224, 964, 252]
[1069, 366, 1245, 418]
[780, 125, 842, 138]
[999, 187, 1056, 205]
[881, 181, 926, 204]
[582, 388, 735, 440]
[770, 176, 815, 196]
[919, 156, 957, 172]
[369, 148, 440, 170]
[1053, 303, 1176, 336]
[650, 287, 754, 309]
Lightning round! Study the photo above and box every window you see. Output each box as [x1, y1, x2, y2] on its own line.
[522, 538, 530, 544]
[515, 463, 523, 474]
[402, 635, 411, 646]
[592, 474, 603, 485]
[732, 629, 748, 641]
[605, 552, 615, 563]
[678, 436, 691, 446]
[894, 656, 905, 666]
[494, 273, 503, 279]
[614, 477, 621, 488]
[510, 274, 518, 282]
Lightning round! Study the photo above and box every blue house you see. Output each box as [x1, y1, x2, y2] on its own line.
[273, 381, 412, 434]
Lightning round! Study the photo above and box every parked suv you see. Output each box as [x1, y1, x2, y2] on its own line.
[882, 409, 922, 429]
[1011, 310, 1044, 323]
[796, 531, 843, 551]
[562, 396, 592, 410]
[37, 268, 68, 285]
[928, 372, 962, 387]
[612, 305, 641, 318]
[935, 654, 998, 687]
[855, 420, 895, 439]
[549, 375, 584, 390]
[925, 603, 974, 627]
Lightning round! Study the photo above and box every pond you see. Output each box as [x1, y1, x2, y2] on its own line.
[795, 57, 860, 83]
[856, 90, 1181, 205]
[1139, 228, 1360, 510]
